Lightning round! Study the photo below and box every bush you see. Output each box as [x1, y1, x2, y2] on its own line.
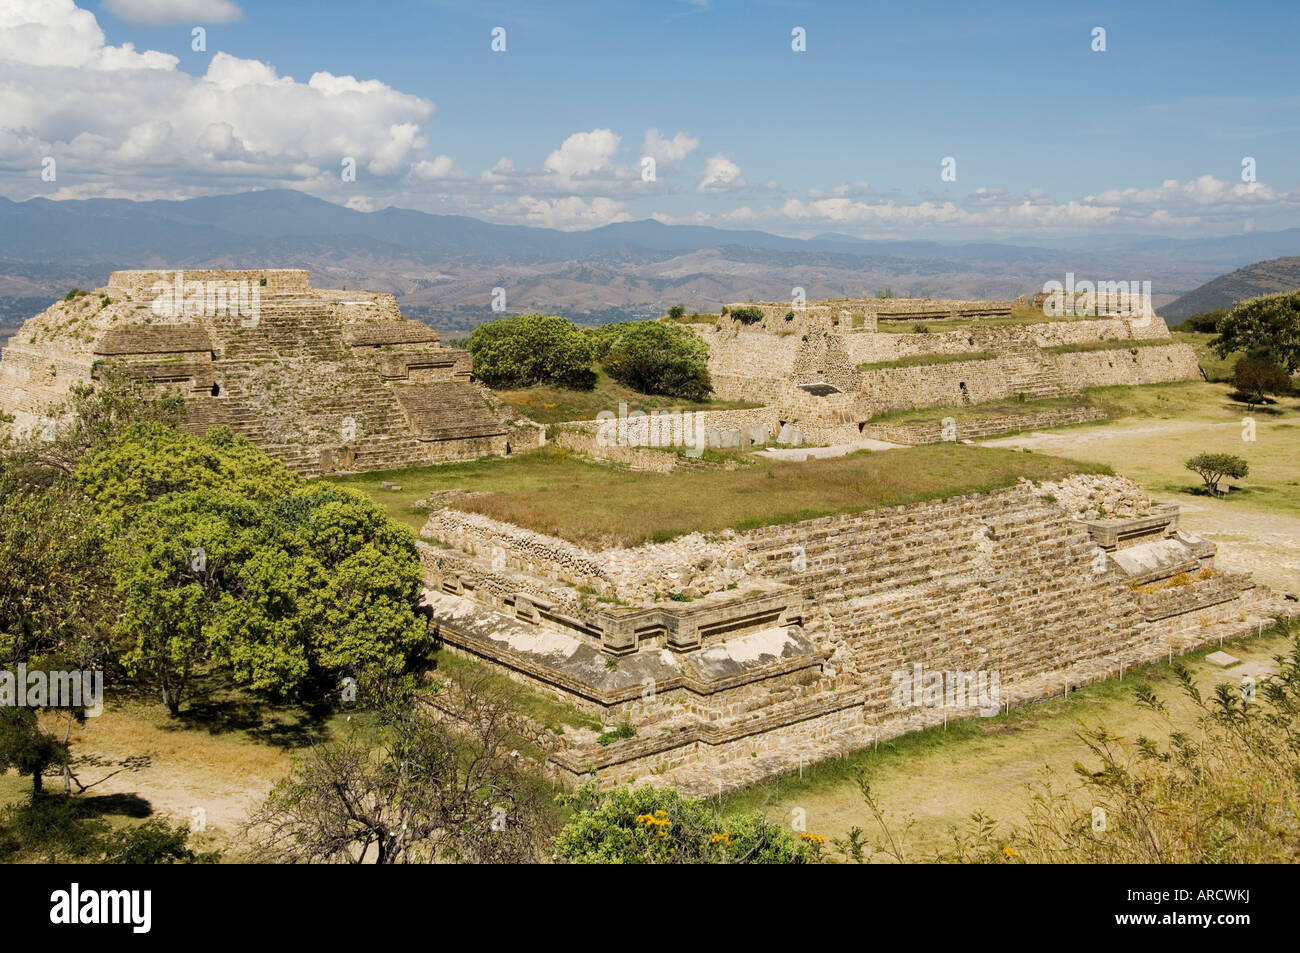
[466, 314, 596, 390]
[553, 783, 812, 864]
[729, 306, 764, 325]
[1181, 309, 1225, 334]
[667, 305, 685, 321]
[592, 321, 712, 400]
[1232, 355, 1292, 406]
[1184, 451, 1249, 493]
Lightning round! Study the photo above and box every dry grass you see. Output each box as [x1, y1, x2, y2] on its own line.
[445, 444, 1109, 548]
[720, 628, 1295, 855]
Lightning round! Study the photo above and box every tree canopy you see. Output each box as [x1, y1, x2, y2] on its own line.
[466, 314, 596, 389]
[1213, 291, 1300, 372]
[588, 321, 712, 401]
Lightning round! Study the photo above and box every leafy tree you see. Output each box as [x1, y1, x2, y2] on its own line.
[729, 306, 764, 325]
[1233, 354, 1293, 407]
[112, 488, 268, 715]
[248, 677, 554, 863]
[466, 314, 596, 389]
[593, 321, 712, 400]
[0, 708, 70, 799]
[667, 304, 686, 321]
[1184, 451, 1249, 493]
[78, 421, 296, 514]
[553, 783, 811, 864]
[1181, 309, 1225, 334]
[1213, 291, 1300, 372]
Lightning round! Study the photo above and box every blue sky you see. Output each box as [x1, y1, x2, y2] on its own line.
[3, 0, 1297, 238]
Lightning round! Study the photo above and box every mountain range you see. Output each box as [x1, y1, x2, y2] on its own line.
[2, 189, 1299, 340]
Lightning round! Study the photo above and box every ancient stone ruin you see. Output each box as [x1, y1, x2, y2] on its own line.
[416, 475, 1294, 794]
[0, 269, 540, 475]
[695, 294, 1202, 445]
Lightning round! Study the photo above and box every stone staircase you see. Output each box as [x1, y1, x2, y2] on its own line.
[203, 294, 347, 361]
[1000, 346, 1075, 400]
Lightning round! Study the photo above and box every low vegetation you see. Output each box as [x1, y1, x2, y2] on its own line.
[856, 351, 995, 371]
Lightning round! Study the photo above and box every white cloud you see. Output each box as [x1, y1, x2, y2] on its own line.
[504, 195, 631, 229]
[697, 154, 743, 192]
[642, 128, 699, 164]
[412, 154, 462, 180]
[102, 0, 243, 26]
[544, 128, 621, 177]
[0, 2, 434, 199]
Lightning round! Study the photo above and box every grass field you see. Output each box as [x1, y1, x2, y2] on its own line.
[857, 351, 994, 371]
[494, 368, 760, 425]
[866, 394, 1098, 427]
[719, 624, 1296, 857]
[979, 380, 1300, 517]
[331, 444, 1110, 548]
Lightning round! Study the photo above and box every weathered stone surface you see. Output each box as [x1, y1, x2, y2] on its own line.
[0, 269, 542, 476]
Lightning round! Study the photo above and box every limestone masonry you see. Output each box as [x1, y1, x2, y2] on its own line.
[418, 474, 1294, 794]
[690, 294, 1201, 445]
[0, 269, 541, 475]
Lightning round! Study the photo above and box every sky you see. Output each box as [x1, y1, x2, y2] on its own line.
[1, 0, 1298, 239]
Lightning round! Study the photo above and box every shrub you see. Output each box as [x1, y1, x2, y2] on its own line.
[729, 306, 764, 325]
[667, 305, 685, 321]
[466, 314, 596, 390]
[553, 783, 812, 864]
[1232, 355, 1292, 406]
[1181, 309, 1225, 334]
[593, 321, 712, 400]
[1184, 451, 1249, 493]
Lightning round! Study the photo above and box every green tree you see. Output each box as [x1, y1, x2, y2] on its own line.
[1213, 291, 1300, 372]
[553, 783, 811, 864]
[1233, 354, 1293, 407]
[112, 488, 268, 715]
[1184, 451, 1249, 493]
[594, 321, 713, 400]
[78, 422, 296, 514]
[0, 708, 70, 799]
[466, 314, 596, 389]
[667, 304, 686, 321]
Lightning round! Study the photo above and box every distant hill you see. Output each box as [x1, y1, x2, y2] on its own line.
[1163, 256, 1300, 324]
[1, 189, 1296, 335]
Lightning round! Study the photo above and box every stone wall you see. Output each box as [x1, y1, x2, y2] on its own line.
[861, 404, 1108, 444]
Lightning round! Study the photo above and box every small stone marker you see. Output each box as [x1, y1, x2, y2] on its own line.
[380, 481, 403, 491]
[1205, 651, 1239, 667]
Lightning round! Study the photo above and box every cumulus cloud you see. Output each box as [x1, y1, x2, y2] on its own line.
[544, 128, 621, 177]
[642, 128, 699, 165]
[102, 0, 243, 25]
[412, 154, 463, 180]
[697, 153, 743, 192]
[503, 195, 631, 229]
[0, 0, 434, 199]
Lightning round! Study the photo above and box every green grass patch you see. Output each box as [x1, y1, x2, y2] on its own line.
[1043, 338, 1178, 355]
[857, 351, 995, 371]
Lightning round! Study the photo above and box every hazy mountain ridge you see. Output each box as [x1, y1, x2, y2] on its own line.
[1163, 256, 1300, 323]
[3, 190, 1298, 336]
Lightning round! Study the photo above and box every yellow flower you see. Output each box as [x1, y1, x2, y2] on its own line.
[1002, 846, 1020, 858]
[800, 833, 826, 844]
